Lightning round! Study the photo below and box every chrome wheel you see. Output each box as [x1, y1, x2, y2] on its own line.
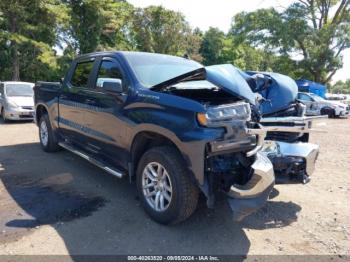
[40, 120, 49, 146]
[142, 162, 173, 212]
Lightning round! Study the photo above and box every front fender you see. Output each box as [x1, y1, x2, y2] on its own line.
[129, 124, 222, 186]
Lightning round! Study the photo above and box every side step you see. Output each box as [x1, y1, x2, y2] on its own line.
[58, 142, 125, 178]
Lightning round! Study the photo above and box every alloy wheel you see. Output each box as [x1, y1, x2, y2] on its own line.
[40, 120, 49, 146]
[142, 162, 173, 212]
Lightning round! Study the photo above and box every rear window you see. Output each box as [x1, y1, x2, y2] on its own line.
[71, 61, 94, 88]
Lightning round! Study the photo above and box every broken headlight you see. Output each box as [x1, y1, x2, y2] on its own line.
[197, 102, 251, 126]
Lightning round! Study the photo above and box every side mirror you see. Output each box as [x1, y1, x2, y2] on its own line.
[102, 79, 123, 93]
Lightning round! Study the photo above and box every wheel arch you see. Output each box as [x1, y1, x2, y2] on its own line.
[130, 130, 184, 179]
[35, 103, 49, 125]
[320, 106, 335, 117]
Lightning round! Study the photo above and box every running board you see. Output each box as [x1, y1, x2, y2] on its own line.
[58, 142, 125, 178]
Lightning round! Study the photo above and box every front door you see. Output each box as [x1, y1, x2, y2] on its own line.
[82, 57, 129, 169]
[298, 93, 318, 115]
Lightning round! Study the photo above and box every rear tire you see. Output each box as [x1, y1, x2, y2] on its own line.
[39, 114, 60, 152]
[136, 146, 199, 224]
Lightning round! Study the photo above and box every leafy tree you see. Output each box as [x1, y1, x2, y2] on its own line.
[132, 5, 192, 56]
[0, 0, 61, 81]
[198, 27, 287, 72]
[230, 0, 350, 84]
[331, 79, 350, 93]
[65, 0, 134, 54]
[184, 27, 203, 62]
[199, 27, 226, 65]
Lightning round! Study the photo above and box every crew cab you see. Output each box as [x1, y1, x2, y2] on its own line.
[34, 51, 275, 224]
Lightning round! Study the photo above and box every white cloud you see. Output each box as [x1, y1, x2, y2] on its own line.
[128, 0, 349, 82]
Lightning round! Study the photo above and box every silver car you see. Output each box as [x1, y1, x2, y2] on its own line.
[297, 92, 349, 118]
[0, 81, 35, 122]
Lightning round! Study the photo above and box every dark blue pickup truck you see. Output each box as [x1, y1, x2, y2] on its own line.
[34, 51, 275, 224]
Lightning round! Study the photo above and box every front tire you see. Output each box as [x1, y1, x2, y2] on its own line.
[39, 114, 60, 152]
[136, 146, 199, 224]
[321, 107, 335, 118]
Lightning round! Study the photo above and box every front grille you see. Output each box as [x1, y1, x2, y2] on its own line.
[19, 114, 33, 118]
[21, 106, 34, 110]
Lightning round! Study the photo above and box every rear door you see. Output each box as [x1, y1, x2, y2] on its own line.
[58, 58, 97, 145]
[81, 57, 129, 168]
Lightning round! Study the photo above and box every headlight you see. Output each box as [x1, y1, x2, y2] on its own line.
[7, 101, 19, 109]
[197, 102, 251, 126]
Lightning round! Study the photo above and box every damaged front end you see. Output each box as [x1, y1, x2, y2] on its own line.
[259, 115, 324, 183]
[244, 71, 324, 184]
[151, 64, 276, 221]
[206, 149, 274, 221]
[202, 106, 275, 221]
[261, 140, 319, 184]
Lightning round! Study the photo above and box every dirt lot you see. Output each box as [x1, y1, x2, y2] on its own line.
[0, 118, 349, 256]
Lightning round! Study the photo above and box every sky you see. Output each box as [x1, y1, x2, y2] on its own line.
[128, 0, 349, 83]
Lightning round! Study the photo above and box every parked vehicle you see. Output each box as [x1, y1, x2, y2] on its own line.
[297, 92, 349, 118]
[34, 51, 277, 224]
[326, 93, 347, 101]
[243, 72, 322, 184]
[0, 81, 35, 122]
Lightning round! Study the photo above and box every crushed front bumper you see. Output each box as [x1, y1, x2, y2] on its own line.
[226, 152, 275, 221]
[261, 141, 319, 184]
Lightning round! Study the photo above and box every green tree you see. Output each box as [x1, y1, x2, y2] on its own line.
[199, 27, 226, 65]
[231, 0, 350, 84]
[183, 27, 203, 62]
[0, 0, 62, 81]
[132, 5, 192, 55]
[65, 0, 133, 54]
[331, 79, 350, 93]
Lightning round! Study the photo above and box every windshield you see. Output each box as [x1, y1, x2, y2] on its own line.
[5, 84, 34, 97]
[309, 93, 325, 102]
[123, 52, 202, 87]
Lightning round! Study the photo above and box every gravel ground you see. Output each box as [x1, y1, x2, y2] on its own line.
[0, 118, 349, 256]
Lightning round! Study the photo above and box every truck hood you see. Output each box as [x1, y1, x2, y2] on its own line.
[151, 64, 256, 105]
[7, 96, 34, 107]
[243, 71, 298, 115]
